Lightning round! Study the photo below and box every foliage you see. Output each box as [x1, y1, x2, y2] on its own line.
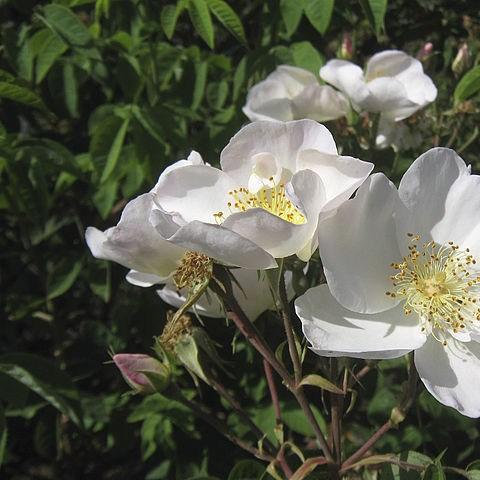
[1, 0, 479, 478]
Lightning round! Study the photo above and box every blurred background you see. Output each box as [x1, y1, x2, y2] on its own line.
[1, 0, 479, 478]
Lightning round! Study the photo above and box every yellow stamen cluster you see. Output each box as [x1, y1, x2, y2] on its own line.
[160, 310, 192, 353]
[213, 177, 306, 225]
[386, 233, 480, 340]
[173, 251, 213, 290]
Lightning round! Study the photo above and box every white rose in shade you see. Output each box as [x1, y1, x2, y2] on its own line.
[320, 50, 437, 122]
[86, 154, 282, 320]
[151, 120, 373, 268]
[375, 116, 422, 151]
[243, 65, 350, 123]
[295, 148, 480, 417]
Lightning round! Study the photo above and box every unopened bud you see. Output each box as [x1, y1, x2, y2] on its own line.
[416, 42, 433, 61]
[113, 353, 170, 394]
[452, 43, 470, 75]
[390, 406, 406, 426]
[339, 32, 353, 60]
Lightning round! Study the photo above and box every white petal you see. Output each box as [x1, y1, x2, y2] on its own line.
[365, 50, 419, 82]
[126, 270, 166, 287]
[242, 79, 294, 122]
[269, 65, 318, 96]
[153, 164, 236, 224]
[157, 151, 205, 179]
[415, 336, 480, 417]
[375, 116, 422, 151]
[220, 120, 338, 186]
[85, 193, 184, 279]
[361, 77, 419, 120]
[150, 211, 277, 270]
[319, 173, 403, 314]
[291, 84, 350, 122]
[222, 169, 325, 259]
[296, 149, 373, 212]
[397, 148, 473, 247]
[320, 59, 370, 107]
[296, 284, 426, 359]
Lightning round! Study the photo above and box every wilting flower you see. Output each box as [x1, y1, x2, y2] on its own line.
[320, 50, 437, 122]
[296, 148, 480, 417]
[113, 353, 170, 394]
[151, 120, 373, 267]
[243, 65, 349, 123]
[86, 152, 283, 320]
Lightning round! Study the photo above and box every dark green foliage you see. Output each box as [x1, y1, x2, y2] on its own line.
[1, 0, 480, 478]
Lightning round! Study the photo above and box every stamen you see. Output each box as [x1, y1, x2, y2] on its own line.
[387, 234, 480, 340]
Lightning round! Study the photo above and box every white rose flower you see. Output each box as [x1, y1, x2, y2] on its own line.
[320, 50, 437, 122]
[243, 65, 350, 123]
[151, 120, 373, 268]
[86, 153, 280, 320]
[375, 116, 422, 151]
[295, 148, 480, 417]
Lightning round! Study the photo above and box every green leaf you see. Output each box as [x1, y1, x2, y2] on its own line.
[34, 30, 68, 83]
[0, 354, 82, 426]
[291, 41, 324, 73]
[280, 0, 304, 37]
[47, 258, 83, 300]
[0, 404, 7, 468]
[93, 179, 118, 218]
[192, 61, 208, 110]
[454, 66, 480, 103]
[188, 0, 215, 49]
[466, 472, 480, 480]
[304, 0, 334, 35]
[360, 0, 388, 37]
[161, 3, 186, 39]
[299, 373, 344, 394]
[423, 464, 446, 480]
[228, 459, 265, 480]
[0, 81, 47, 111]
[63, 62, 79, 117]
[205, 0, 247, 45]
[100, 116, 130, 183]
[42, 4, 92, 46]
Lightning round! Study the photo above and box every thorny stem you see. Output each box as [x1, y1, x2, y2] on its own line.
[211, 269, 334, 464]
[340, 354, 418, 472]
[278, 267, 302, 384]
[168, 384, 274, 463]
[263, 359, 282, 422]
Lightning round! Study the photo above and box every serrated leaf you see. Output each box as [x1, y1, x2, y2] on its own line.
[192, 61, 208, 110]
[299, 373, 343, 394]
[42, 4, 92, 46]
[0, 81, 47, 111]
[34, 30, 68, 83]
[161, 3, 186, 39]
[47, 258, 83, 300]
[100, 116, 130, 183]
[280, 0, 304, 37]
[360, 0, 388, 37]
[188, 0, 214, 49]
[454, 66, 480, 103]
[228, 459, 265, 480]
[0, 354, 82, 426]
[205, 0, 247, 45]
[304, 0, 334, 35]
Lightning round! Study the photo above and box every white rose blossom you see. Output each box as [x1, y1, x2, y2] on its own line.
[85, 153, 280, 320]
[295, 148, 480, 417]
[243, 65, 350, 123]
[320, 50, 437, 149]
[150, 120, 373, 268]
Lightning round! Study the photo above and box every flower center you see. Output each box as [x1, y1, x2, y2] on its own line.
[213, 177, 306, 225]
[173, 251, 213, 290]
[386, 233, 480, 340]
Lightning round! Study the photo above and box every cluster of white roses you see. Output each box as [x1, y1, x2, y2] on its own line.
[244, 50, 437, 150]
[87, 50, 480, 418]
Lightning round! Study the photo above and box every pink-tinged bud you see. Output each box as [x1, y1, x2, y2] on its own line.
[113, 354, 170, 394]
[340, 33, 353, 60]
[452, 43, 470, 75]
[416, 42, 433, 61]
